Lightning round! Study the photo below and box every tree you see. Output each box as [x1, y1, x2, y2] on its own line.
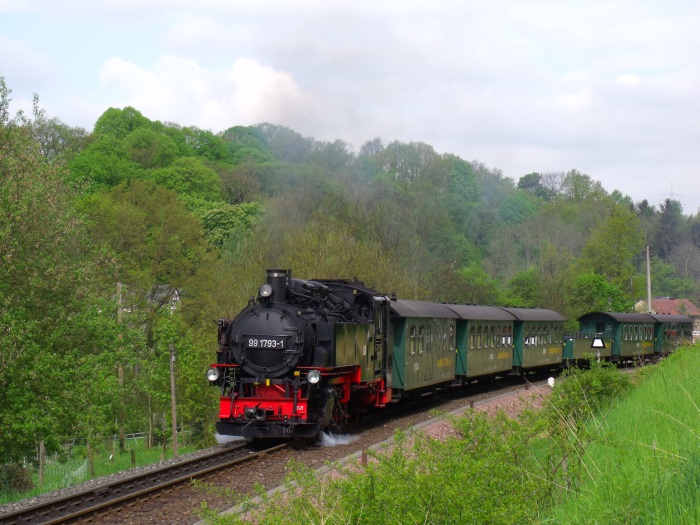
[567, 272, 632, 321]
[150, 156, 223, 201]
[650, 257, 697, 300]
[498, 191, 538, 224]
[94, 106, 150, 139]
[577, 206, 645, 289]
[79, 180, 213, 342]
[517, 172, 555, 200]
[124, 127, 179, 169]
[560, 169, 607, 203]
[26, 94, 88, 163]
[180, 126, 229, 162]
[69, 134, 141, 188]
[1, 77, 123, 463]
[445, 264, 501, 305]
[655, 198, 684, 259]
[255, 123, 313, 163]
[199, 201, 262, 248]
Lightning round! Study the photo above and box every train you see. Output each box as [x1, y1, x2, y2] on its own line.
[207, 269, 694, 440]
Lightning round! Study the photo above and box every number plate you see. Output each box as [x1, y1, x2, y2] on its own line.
[244, 335, 287, 350]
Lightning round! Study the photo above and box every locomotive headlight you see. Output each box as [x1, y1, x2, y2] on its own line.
[307, 370, 321, 384]
[206, 367, 220, 381]
[259, 283, 273, 298]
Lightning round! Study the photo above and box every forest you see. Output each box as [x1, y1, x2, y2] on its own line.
[2, 75, 699, 472]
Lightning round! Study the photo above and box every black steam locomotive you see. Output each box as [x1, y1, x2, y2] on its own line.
[207, 269, 392, 439]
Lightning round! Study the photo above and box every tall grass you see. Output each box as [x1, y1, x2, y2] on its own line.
[543, 347, 700, 524]
[0, 436, 200, 505]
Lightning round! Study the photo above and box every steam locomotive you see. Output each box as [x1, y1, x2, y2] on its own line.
[207, 269, 693, 440]
[207, 269, 391, 439]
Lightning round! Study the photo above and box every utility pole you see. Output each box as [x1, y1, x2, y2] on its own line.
[646, 245, 652, 313]
[169, 343, 179, 458]
[117, 282, 125, 452]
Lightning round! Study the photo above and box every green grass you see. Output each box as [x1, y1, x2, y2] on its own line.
[542, 346, 700, 524]
[0, 436, 200, 505]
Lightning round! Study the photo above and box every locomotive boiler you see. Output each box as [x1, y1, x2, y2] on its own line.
[207, 269, 393, 439]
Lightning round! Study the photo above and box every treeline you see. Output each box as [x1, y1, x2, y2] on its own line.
[1, 76, 699, 474]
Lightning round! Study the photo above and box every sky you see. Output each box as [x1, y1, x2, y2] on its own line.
[2, 0, 699, 214]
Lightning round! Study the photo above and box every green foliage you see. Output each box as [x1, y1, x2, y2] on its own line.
[448, 263, 501, 304]
[505, 266, 541, 306]
[498, 191, 539, 224]
[254, 123, 313, 163]
[560, 169, 608, 203]
[544, 346, 699, 524]
[150, 156, 223, 201]
[123, 127, 179, 169]
[200, 202, 261, 248]
[212, 414, 547, 525]
[567, 271, 631, 320]
[27, 94, 88, 163]
[547, 360, 634, 423]
[180, 126, 229, 162]
[655, 198, 685, 259]
[518, 172, 556, 200]
[576, 205, 645, 289]
[649, 257, 697, 299]
[537, 360, 634, 504]
[93, 106, 150, 139]
[68, 134, 141, 188]
[1, 78, 129, 463]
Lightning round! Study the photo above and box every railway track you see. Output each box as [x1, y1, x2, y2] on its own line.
[0, 442, 288, 525]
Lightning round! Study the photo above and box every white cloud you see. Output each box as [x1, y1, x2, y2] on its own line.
[97, 55, 323, 132]
[616, 73, 640, 86]
[553, 89, 595, 110]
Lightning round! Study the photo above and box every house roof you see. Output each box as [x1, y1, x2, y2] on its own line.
[652, 298, 700, 317]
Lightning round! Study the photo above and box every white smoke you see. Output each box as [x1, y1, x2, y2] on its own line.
[214, 432, 247, 444]
[318, 431, 359, 447]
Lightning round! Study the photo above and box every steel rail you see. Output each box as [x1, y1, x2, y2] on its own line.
[0, 443, 288, 525]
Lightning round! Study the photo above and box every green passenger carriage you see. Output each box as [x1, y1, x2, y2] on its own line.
[577, 312, 692, 360]
[503, 307, 566, 370]
[443, 304, 514, 379]
[389, 299, 458, 392]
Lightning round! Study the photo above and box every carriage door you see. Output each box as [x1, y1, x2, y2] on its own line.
[373, 298, 390, 383]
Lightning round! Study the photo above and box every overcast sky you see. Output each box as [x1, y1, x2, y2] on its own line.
[2, 0, 699, 214]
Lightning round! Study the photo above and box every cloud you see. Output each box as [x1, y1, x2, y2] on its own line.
[0, 35, 57, 93]
[616, 73, 640, 86]
[97, 55, 323, 132]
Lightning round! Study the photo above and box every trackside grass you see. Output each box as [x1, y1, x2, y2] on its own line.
[542, 346, 699, 524]
[0, 437, 199, 505]
[200, 346, 698, 525]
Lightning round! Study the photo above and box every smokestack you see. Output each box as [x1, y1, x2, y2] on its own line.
[267, 269, 288, 304]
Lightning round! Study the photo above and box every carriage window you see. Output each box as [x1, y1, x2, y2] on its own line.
[409, 326, 416, 356]
[470, 325, 475, 350]
[418, 325, 425, 354]
[477, 325, 482, 349]
[623, 325, 628, 341]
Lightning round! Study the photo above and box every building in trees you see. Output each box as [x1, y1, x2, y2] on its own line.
[635, 297, 700, 339]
